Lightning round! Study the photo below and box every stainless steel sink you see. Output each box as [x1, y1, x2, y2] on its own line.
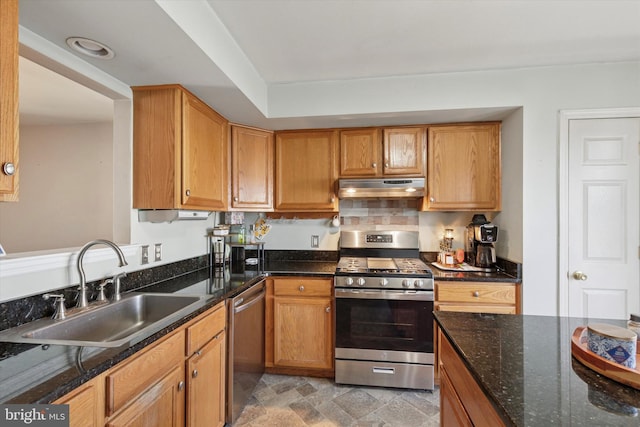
[0, 293, 205, 348]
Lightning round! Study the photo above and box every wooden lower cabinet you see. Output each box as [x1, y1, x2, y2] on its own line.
[55, 374, 105, 427]
[440, 368, 472, 427]
[106, 366, 185, 427]
[439, 331, 505, 427]
[266, 277, 334, 376]
[56, 301, 226, 427]
[186, 304, 226, 427]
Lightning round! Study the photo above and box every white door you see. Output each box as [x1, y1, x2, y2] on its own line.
[567, 118, 640, 319]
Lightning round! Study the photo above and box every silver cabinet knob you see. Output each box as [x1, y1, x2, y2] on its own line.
[233, 197, 238, 202]
[372, 162, 377, 168]
[325, 306, 331, 313]
[185, 189, 191, 197]
[2, 162, 15, 176]
[572, 271, 588, 281]
[429, 196, 435, 202]
[178, 381, 185, 391]
[192, 369, 198, 378]
[299, 285, 305, 292]
[473, 291, 480, 297]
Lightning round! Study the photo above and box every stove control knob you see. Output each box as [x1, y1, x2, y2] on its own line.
[379, 278, 388, 287]
[402, 279, 412, 288]
[414, 279, 424, 288]
[357, 278, 366, 287]
[344, 277, 354, 286]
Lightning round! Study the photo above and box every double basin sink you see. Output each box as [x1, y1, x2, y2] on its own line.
[0, 293, 205, 348]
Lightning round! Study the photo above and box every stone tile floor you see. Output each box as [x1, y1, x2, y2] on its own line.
[232, 374, 440, 427]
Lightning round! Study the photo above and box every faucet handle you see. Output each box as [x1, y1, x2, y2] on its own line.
[43, 294, 66, 320]
[96, 279, 113, 302]
[111, 272, 127, 301]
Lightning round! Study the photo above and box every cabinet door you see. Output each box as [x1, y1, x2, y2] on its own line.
[273, 296, 333, 369]
[187, 330, 226, 427]
[0, 0, 19, 201]
[275, 130, 338, 212]
[181, 92, 228, 210]
[383, 127, 425, 176]
[231, 125, 274, 210]
[339, 128, 381, 176]
[106, 365, 185, 427]
[54, 375, 104, 427]
[426, 123, 501, 210]
[440, 368, 473, 427]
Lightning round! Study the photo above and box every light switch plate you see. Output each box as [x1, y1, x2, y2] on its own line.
[141, 245, 149, 265]
[154, 243, 162, 262]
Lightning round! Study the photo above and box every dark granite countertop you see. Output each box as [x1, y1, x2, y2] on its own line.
[435, 311, 640, 426]
[0, 259, 335, 404]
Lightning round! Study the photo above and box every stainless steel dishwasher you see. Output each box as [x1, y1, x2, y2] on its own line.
[226, 280, 265, 425]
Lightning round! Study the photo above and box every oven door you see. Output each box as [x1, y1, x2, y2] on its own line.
[335, 288, 434, 361]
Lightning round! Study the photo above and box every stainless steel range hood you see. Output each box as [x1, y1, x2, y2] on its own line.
[338, 178, 425, 199]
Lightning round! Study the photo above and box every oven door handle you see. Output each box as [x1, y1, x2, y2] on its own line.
[335, 289, 434, 301]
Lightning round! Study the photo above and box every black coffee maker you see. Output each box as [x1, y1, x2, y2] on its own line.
[464, 214, 498, 269]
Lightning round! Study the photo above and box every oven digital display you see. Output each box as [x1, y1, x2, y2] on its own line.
[366, 234, 393, 243]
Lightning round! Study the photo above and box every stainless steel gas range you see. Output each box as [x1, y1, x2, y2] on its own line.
[334, 230, 435, 390]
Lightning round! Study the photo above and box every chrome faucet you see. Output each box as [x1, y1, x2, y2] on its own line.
[76, 239, 128, 308]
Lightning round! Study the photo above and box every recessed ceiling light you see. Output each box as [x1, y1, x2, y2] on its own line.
[66, 37, 114, 59]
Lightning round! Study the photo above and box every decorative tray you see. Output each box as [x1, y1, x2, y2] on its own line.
[571, 326, 640, 390]
[431, 262, 492, 272]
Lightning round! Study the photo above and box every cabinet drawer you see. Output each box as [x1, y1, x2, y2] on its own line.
[106, 331, 184, 416]
[436, 282, 515, 305]
[186, 302, 226, 356]
[436, 304, 516, 315]
[274, 278, 332, 297]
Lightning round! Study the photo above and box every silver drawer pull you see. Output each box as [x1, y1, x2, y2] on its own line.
[473, 291, 480, 297]
[372, 367, 395, 375]
[299, 285, 305, 292]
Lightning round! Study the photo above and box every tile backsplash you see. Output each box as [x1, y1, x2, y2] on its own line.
[339, 199, 419, 230]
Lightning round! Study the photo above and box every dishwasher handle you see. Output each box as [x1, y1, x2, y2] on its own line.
[234, 288, 265, 314]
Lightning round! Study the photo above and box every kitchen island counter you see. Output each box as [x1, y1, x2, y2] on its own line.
[435, 311, 640, 426]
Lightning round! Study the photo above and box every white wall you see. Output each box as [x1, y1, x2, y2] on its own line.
[0, 123, 113, 252]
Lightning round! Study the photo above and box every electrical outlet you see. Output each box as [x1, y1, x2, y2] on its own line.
[141, 245, 149, 265]
[311, 235, 319, 248]
[154, 243, 162, 262]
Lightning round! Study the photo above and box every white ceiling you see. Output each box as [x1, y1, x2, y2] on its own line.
[17, 0, 640, 129]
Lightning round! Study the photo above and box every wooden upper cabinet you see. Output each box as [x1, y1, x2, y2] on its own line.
[230, 125, 274, 211]
[339, 127, 425, 177]
[339, 128, 382, 176]
[0, 0, 19, 201]
[383, 127, 425, 176]
[132, 84, 228, 211]
[275, 130, 338, 212]
[426, 123, 501, 211]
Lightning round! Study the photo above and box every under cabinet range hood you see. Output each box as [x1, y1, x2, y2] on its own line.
[338, 178, 425, 199]
[138, 210, 210, 223]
